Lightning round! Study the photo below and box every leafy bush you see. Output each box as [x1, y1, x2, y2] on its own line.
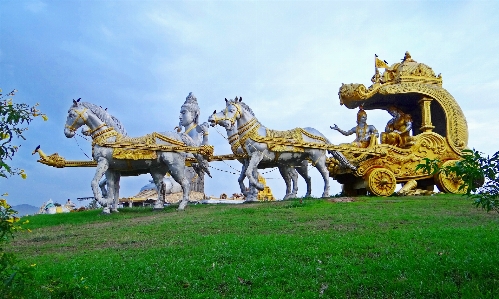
[1, 88, 45, 297]
[0, 89, 47, 178]
[1, 195, 33, 296]
[416, 149, 499, 212]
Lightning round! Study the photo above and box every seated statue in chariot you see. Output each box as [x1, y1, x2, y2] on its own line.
[381, 105, 415, 148]
[330, 106, 378, 148]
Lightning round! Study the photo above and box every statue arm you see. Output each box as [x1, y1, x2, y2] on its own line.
[399, 120, 412, 134]
[385, 119, 394, 132]
[368, 125, 379, 137]
[330, 125, 355, 136]
[199, 122, 210, 145]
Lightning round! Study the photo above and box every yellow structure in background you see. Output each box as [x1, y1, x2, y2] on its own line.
[257, 174, 275, 201]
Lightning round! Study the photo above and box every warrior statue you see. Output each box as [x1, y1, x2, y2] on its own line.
[330, 106, 378, 148]
[178, 92, 211, 178]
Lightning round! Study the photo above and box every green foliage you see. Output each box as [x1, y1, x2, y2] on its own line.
[39, 274, 91, 298]
[5, 197, 499, 298]
[0, 88, 46, 296]
[0, 88, 47, 178]
[1, 195, 33, 297]
[416, 149, 499, 212]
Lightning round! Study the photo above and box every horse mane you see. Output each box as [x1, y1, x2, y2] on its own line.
[238, 101, 255, 117]
[80, 102, 128, 135]
[228, 99, 255, 117]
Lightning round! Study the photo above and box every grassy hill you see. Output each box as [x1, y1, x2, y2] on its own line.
[6, 195, 499, 298]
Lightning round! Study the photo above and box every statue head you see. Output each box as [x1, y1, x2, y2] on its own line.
[403, 51, 415, 63]
[357, 106, 367, 124]
[179, 92, 200, 127]
[387, 105, 403, 117]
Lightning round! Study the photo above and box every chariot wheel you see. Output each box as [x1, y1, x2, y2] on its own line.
[434, 160, 467, 194]
[365, 168, 397, 196]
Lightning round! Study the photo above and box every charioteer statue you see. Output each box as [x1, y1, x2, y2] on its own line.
[330, 106, 378, 148]
[177, 92, 212, 179]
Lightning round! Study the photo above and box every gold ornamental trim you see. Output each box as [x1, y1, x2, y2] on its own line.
[90, 128, 214, 160]
[338, 82, 468, 155]
[33, 147, 220, 168]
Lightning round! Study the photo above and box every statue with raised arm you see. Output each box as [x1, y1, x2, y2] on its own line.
[330, 106, 378, 148]
[381, 105, 415, 148]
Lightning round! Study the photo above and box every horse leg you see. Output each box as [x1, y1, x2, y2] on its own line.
[279, 166, 293, 200]
[150, 169, 166, 209]
[245, 167, 261, 202]
[238, 160, 249, 196]
[92, 157, 109, 206]
[165, 155, 190, 211]
[289, 167, 298, 198]
[112, 172, 121, 212]
[246, 151, 264, 191]
[99, 179, 108, 198]
[105, 170, 116, 209]
[314, 153, 330, 198]
[295, 160, 312, 197]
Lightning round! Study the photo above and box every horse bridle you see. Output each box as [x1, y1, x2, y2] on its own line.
[210, 102, 242, 129]
[65, 107, 88, 133]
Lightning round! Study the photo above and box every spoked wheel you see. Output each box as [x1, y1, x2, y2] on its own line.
[365, 168, 397, 197]
[434, 160, 467, 194]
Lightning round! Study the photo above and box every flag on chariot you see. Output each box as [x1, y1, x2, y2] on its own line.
[375, 54, 390, 69]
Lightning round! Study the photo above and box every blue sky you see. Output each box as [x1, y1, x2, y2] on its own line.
[1, 0, 498, 207]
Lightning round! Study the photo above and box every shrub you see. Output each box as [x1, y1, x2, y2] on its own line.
[416, 149, 499, 212]
[0, 195, 33, 296]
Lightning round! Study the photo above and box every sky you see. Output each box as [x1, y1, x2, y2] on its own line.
[1, 0, 499, 208]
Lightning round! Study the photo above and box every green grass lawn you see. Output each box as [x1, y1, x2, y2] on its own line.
[6, 194, 499, 298]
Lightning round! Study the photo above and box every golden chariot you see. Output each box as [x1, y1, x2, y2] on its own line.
[327, 52, 469, 196]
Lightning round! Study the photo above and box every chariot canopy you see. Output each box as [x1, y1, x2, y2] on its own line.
[338, 51, 468, 155]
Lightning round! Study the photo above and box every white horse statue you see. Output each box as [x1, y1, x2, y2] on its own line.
[210, 97, 355, 198]
[208, 106, 304, 200]
[64, 98, 212, 211]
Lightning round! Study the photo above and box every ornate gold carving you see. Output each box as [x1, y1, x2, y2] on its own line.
[90, 128, 213, 160]
[266, 127, 303, 142]
[33, 147, 98, 168]
[380, 83, 467, 153]
[434, 160, 467, 194]
[348, 132, 459, 183]
[116, 133, 156, 146]
[92, 128, 119, 145]
[419, 97, 435, 132]
[338, 53, 467, 155]
[112, 148, 157, 160]
[365, 168, 396, 196]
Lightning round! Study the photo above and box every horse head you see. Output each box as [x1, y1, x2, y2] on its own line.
[64, 98, 87, 138]
[64, 100, 127, 139]
[208, 97, 245, 131]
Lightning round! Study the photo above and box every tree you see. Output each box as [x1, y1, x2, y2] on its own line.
[0, 88, 45, 293]
[0, 89, 47, 178]
[416, 149, 499, 213]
